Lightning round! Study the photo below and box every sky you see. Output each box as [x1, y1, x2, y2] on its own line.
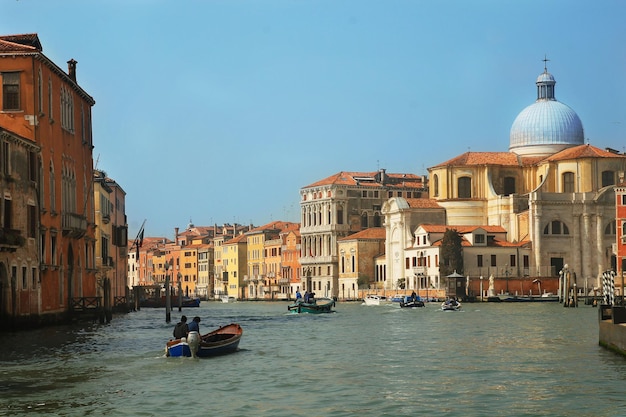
[3, 0, 626, 239]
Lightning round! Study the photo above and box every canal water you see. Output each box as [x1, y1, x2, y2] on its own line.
[1, 301, 625, 417]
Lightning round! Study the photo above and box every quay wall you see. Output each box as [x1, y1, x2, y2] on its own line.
[599, 305, 626, 357]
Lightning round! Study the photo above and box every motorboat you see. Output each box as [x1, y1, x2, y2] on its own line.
[287, 297, 335, 314]
[441, 298, 462, 311]
[363, 294, 390, 306]
[400, 295, 425, 308]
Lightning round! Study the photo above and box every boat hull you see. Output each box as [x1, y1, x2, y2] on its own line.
[166, 323, 243, 358]
[287, 298, 335, 314]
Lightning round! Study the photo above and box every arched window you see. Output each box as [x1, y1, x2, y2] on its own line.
[433, 174, 439, 197]
[361, 213, 368, 228]
[562, 172, 575, 193]
[543, 220, 570, 235]
[458, 176, 471, 199]
[373, 212, 381, 227]
[605, 220, 616, 235]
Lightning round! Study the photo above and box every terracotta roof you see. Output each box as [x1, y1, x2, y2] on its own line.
[431, 152, 521, 168]
[247, 220, 299, 234]
[0, 33, 42, 52]
[338, 227, 386, 241]
[543, 144, 626, 162]
[304, 171, 424, 188]
[406, 198, 443, 209]
[224, 233, 247, 244]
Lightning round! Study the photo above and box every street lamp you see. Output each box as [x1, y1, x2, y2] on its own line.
[503, 264, 510, 294]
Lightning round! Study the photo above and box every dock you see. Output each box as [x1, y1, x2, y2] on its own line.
[598, 305, 626, 356]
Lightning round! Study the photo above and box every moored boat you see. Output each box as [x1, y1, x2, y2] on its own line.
[140, 295, 201, 308]
[166, 323, 243, 358]
[287, 297, 335, 314]
[221, 295, 236, 303]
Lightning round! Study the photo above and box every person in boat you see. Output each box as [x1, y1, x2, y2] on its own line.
[173, 315, 188, 339]
[411, 291, 417, 302]
[296, 290, 302, 301]
[187, 316, 202, 357]
[303, 290, 311, 303]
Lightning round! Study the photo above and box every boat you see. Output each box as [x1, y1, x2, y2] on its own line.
[166, 323, 243, 358]
[399, 295, 425, 308]
[287, 297, 336, 314]
[363, 294, 390, 306]
[391, 294, 409, 303]
[441, 298, 462, 311]
[221, 295, 236, 303]
[140, 295, 201, 308]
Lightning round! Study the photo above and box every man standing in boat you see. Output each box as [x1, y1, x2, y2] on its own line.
[187, 316, 202, 358]
[173, 315, 188, 339]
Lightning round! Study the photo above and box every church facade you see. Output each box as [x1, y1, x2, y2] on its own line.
[427, 64, 626, 287]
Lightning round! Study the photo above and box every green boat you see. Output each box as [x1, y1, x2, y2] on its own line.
[287, 297, 335, 314]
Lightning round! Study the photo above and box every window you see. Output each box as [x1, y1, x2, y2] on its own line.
[22, 266, 27, 290]
[433, 174, 439, 197]
[503, 176, 516, 195]
[605, 221, 616, 235]
[3, 197, 11, 229]
[490, 254, 497, 267]
[477, 254, 483, 267]
[509, 254, 516, 267]
[543, 220, 570, 235]
[2, 141, 9, 175]
[361, 213, 368, 228]
[602, 171, 615, 187]
[562, 172, 574, 193]
[458, 177, 471, 198]
[336, 207, 343, 225]
[2, 72, 20, 110]
[28, 204, 36, 238]
[474, 234, 485, 244]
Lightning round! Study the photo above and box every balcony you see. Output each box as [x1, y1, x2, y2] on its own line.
[62, 212, 87, 238]
[0, 228, 25, 252]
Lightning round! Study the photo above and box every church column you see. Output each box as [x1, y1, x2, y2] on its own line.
[596, 213, 604, 283]
[531, 198, 543, 276]
[582, 212, 591, 281]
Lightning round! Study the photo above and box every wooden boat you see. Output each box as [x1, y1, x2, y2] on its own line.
[399, 295, 425, 308]
[140, 296, 201, 308]
[287, 297, 335, 314]
[166, 323, 243, 358]
[363, 294, 390, 306]
[441, 299, 462, 311]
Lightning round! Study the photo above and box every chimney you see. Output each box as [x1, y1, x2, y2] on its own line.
[67, 59, 77, 82]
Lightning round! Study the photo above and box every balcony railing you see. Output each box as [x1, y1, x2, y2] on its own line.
[0, 228, 25, 252]
[62, 212, 87, 238]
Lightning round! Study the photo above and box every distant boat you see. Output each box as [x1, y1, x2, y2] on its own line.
[363, 294, 390, 306]
[400, 295, 425, 308]
[166, 323, 243, 358]
[221, 295, 236, 303]
[287, 298, 335, 314]
[140, 296, 201, 308]
[391, 294, 409, 303]
[441, 298, 462, 311]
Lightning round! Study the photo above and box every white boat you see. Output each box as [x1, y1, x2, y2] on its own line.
[221, 295, 236, 303]
[441, 299, 462, 311]
[363, 294, 390, 306]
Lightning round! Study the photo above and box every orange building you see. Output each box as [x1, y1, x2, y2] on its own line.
[0, 34, 96, 325]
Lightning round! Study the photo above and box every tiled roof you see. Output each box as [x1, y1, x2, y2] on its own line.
[247, 220, 299, 234]
[224, 233, 247, 244]
[304, 171, 424, 188]
[431, 152, 521, 168]
[338, 227, 386, 241]
[406, 198, 443, 209]
[543, 144, 626, 162]
[0, 33, 42, 52]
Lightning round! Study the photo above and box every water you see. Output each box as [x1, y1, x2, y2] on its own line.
[1, 302, 626, 417]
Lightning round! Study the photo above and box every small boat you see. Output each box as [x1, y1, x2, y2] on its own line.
[363, 294, 390, 306]
[400, 295, 425, 308]
[221, 295, 236, 303]
[287, 297, 335, 314]
[140, 295, 201, 308]
[166, 323, 243, 358]
[441, 298, 461, 311]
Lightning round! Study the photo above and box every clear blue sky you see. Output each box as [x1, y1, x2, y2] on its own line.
[3, 0, 626, 239]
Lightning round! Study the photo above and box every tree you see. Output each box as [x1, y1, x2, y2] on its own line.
[439, 228, 464, 277]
